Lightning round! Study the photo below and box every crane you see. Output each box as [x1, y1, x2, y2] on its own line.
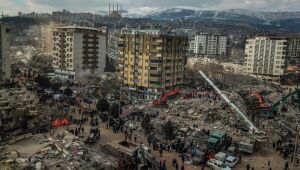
[199, 71, 260, 134]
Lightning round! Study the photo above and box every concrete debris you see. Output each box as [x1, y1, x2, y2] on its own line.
[0, 132, 115, 170]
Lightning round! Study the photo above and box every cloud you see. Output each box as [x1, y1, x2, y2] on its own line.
[0, 0, 299, 15]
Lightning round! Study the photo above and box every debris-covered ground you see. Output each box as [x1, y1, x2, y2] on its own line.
[1, 71, 299, 170]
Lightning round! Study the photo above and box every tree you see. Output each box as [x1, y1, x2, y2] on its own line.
[109, 102, 120, 118]
[96, 98, 110, 112]
[162, 120, 176, 140]
[50, 82, 61, 92]
[141, 114, 154, 134]
[35, 74, 50, 88]
[64, 87, 73, 97]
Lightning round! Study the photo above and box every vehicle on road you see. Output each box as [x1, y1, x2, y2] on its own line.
[225, 156, 239, 168]
[207, 159, 231, 170]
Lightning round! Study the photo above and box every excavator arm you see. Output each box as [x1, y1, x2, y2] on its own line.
[269, 89, 300, 116]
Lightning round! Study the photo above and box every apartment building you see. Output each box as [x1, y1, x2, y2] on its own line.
[52, 26, 106, 79]
[190, 33, 228, 57]
[0, 24, 11, 81]
[41, 22, 63, 56]
[117, 29, 188, 99]
[244, 36, 288, 81]
[287, 37, 300, 64]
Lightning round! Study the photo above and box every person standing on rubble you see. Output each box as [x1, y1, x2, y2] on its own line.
[246, 164, 250, 170]
[172, 158, 177, 167]
[285, 161, 289, 170]
[75, 128, 78, 136]
[134, 135, 137, 143]
[175, 162, 179, 170]
[159, 147, 163, 157]
[181, 154, 185, 164]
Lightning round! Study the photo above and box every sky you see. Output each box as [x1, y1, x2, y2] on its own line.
[0, 0, 300, 15]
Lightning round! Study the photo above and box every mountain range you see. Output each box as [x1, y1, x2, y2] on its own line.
[97, 7, 300, 32]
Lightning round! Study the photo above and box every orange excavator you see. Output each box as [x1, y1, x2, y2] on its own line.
[249, 90, 272, 109]
[153, 89, 182, 106]
[287, 66, 299, 73]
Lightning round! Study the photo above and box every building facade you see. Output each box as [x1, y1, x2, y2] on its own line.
[244, 36, 288, 80]
[41, 22, 62, 56]
[287, 37, 300, 65]
[117, 30, 188, 99]
[52, 26, 106, 79]
[0, 24, 11, 81]
[190, 33, 228, 57]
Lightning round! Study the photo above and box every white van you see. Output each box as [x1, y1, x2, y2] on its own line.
[207, 159, 232, 170]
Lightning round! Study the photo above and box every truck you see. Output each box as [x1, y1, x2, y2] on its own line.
[207, 131, 227, 152]
[238, 142, 254, 154]
[192, 149, 206, 165]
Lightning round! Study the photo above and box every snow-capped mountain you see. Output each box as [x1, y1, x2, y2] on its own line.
[120, 6, 300, 23]
[94, 6, 300, 31]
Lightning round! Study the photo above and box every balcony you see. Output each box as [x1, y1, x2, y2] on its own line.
[149, 63, 162, 67]
[149, 70, 160, 74]
[149, 77, 160, 81]
[149, 84, 162, 88]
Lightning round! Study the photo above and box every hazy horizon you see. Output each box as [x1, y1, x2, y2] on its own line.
[1, 0, 300, 15]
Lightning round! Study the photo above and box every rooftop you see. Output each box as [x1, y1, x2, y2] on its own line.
[57, 26, 99, 31]
[120, 29, 188, 37]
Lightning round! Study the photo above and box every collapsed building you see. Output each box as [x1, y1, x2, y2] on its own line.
[0, 88, 52, 143]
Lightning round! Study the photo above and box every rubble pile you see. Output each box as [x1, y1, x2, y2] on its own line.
[0, 132, 115, 170]
[0, 88, 55, 143]
[75, 73, 120, 98]
[148, 94, 248, 142]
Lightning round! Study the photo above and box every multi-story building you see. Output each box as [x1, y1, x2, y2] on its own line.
[41, 22, 63, 56]
[244, 36, 288, 81]
[190, 33, 228, 57]
[0, 24, 11, 81]
[52, 26, 106, 79]
[117, 29, 188, 99]
[287, 37, 300, 64]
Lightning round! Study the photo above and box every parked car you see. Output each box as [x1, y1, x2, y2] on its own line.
[215, 152, 228, 162]
[207, 159, 231, 170]
[225, 156, 239, 168]
[227, 146, 237, 156]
